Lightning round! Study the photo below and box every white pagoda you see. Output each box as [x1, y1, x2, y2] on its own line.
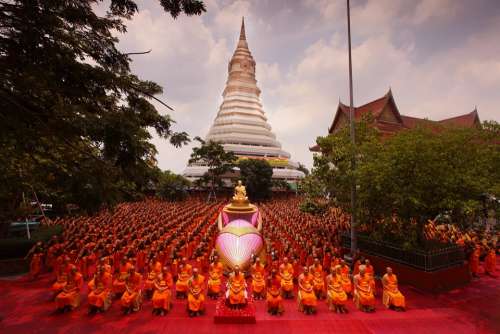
[183, 18, 304, 183]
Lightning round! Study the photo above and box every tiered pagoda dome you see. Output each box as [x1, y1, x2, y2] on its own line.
[183, 18, 304, 182]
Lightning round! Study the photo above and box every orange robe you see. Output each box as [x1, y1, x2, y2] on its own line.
[484, 249, 496, 275]
[365, 264, 376, 291]
[145, 261, 162, 292]
[176, 264, 192, 293]
[228, 272, 247, 305]
[382, 273, 405, 308]
[187, 274, 205, 312]
[113, 262, 132, 295]
[469, 247, 480, 275]
[327, 274, 348, 307]
[88, 272, 112, 309]
[310, 264, 325, 293]
[121, 272, 142, 311]
[298, 273, 317, 309]
[279, 263, 294, 292]
[353, 274, 375, 309]
[340, 265, 352, 294]
[30, 253, 42, 278]
[51, 267, 67, 294]
[252, 263, 266, 294]
[266, 275, 283, 311]
[56, 272, 83, 309]
[152, 280, 171, 311]
[207, 262, 223, 294]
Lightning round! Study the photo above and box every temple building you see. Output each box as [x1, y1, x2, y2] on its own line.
[184, 19, 305, 184]
[310, 89, 481, 152]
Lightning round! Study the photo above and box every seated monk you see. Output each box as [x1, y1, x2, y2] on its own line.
[176, 258, 192, 299]
[187, 268, 205, 317]
[266, 269, 284, 316]
[226, 265, 247, 309]
[298, 266, 317, 315]
[382, 267, 405, 311]
[310, 258, 325, 299]
[353, 265, 375, 313]
[144, 258, 162, 299]
[152, 278, 172, 316]
[121, 266, 142, 314]
[55, 266, 83, 313]
[51, 258, 68, 299]
[279, 257, 294, 299]
[207, 255, 223, 299]
[364, 259, 376, 293]
[113, 257, 133, 297]
[87, 265, 113, 314]
[326, 265, 348, 313]
[340, 260, 353, 296]
[484, 244, 497, 277]
[251, 257, 266, 300]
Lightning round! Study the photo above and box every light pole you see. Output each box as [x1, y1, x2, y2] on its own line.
[347, 0, 357, 257]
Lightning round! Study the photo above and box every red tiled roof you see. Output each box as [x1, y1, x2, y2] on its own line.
[439, 109, 480, 127]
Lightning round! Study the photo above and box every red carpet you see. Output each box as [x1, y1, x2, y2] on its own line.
[0, 260, 499, 334]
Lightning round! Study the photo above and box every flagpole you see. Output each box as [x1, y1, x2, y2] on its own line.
[347, 0, 357, 256]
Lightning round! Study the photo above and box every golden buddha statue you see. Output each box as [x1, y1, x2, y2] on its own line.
[223, 180, 256, 213]
[233, 180, 248, 203]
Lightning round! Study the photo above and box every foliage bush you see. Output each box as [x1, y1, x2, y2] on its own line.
[0, 225, 62, 259]
[299, 199, 328, 215]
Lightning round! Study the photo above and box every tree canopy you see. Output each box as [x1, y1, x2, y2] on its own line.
[313, 117, 500, 247]
[0, 0, 205, 219]
[238, 159, 273, 201]
[189, 138, 237, 199]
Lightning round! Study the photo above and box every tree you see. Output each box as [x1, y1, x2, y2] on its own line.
[314, 117, 500, 248]
[156, 170, 191, 201]
[238, 159, 273, 201]
[0, 0, 205, 219]
[189, 138, 236, 200]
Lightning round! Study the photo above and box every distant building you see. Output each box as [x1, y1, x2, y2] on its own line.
[183, 18, 304, 184]
[310, 89, 481, 152]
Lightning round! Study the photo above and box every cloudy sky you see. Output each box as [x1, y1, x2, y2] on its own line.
[113, 0, 500, 173]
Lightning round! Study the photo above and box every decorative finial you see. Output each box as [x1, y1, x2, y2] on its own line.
[240, 17, 246, 40]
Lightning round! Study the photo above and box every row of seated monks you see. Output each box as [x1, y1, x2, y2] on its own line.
[48, 252, 406, 316]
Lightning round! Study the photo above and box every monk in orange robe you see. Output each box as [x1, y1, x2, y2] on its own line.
[207, 255, 223, 299]
[364, 259, 376, 292]
[298, 266, 317, 315]
[340, 260, 353, 296]
[353, 265, 375, 312]
[251, 258, 266, 300]
[55, 266, 83, 313]
[266, 269, 284, 315]
[484, 245, 497, 277]
[187, 268, 205, 317]
[226, 265, 247, 309]
[51, 258, 68, 299]
[121, 266, 142, 314]
[279, 257, 294, 299]
[87, 265, 113, 314]
[382, 267, 405, 311]
[176, 258, 192, 299]
[310, 258, 325, 299]
[152, 278, 172, 316]
[144, 258, 162, 299]
[469, 244, 481, 278]
[113, 257, 133, 297]
[326, 265, 348, 313]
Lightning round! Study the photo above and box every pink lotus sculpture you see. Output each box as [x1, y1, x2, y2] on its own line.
[215, 181, 265, 270]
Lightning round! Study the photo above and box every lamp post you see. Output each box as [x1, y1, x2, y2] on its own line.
[347, 0, 357, 256]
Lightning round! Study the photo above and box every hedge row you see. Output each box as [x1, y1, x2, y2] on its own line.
[0, 225, 63, 259]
